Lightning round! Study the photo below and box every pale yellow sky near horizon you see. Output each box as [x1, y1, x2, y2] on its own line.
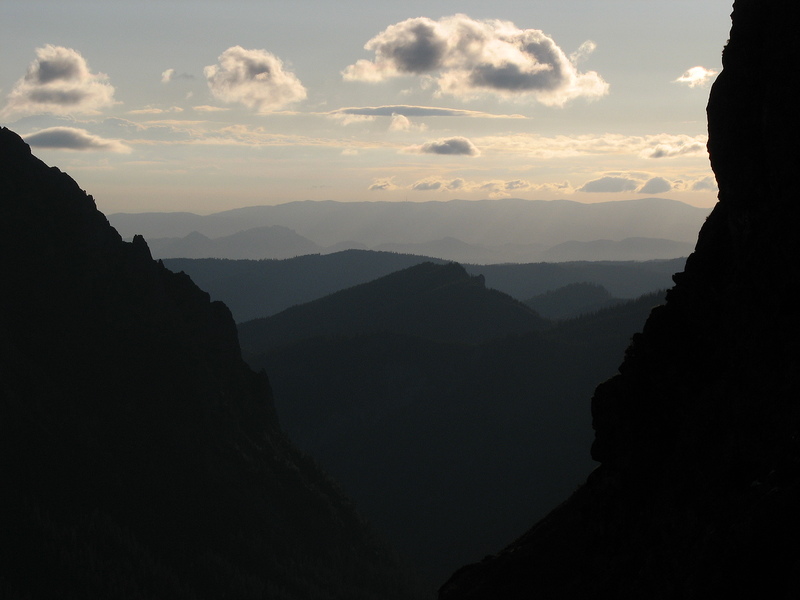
[2, 0, 731, 214]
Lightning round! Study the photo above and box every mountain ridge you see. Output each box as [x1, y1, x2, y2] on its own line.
[109, 196, 710, 252]
[0, 125, 426, 600]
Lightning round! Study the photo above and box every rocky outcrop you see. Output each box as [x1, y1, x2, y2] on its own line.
[439, 1, 800, 597]
[0, 126, 423, 599]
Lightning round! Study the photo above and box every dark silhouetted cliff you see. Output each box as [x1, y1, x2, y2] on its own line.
[0, 127, 425, 599]
[439, 1, 800, 598]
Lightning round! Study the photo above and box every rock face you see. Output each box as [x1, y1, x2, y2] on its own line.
[0, 127, 422, 599]
[439, 1, 800, 598]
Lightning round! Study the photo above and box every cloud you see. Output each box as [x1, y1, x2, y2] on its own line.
[408, 136, 479, 156]
[638, 176, 672, 194]
[388, 113, 427, 132]
[327, 104, 526, 119]
[472, 132, 708, 159]
[408, 176, 541, 197]
[570, 40, 597, 64]
[691, 175, 718, 191]
[343, 14, 608, 105]
[674, 66, 718, 88]
[204, 46, 307, 112]
[411, 178, 442, 191]
[578, 176, 639, 193]
[329, 113, 376, 126]
[192, 105, 230, 112]
[23, 126, 131, 152]
[640, 134, 707, 158]
[127, 106, 184, 115]
[369, 177, 400, 191]
[161, 69, 194, 84]
[2, 45, 116, 117]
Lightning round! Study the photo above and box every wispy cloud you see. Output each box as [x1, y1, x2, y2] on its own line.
[192, 105, 230, 112]
[326, 105, 526, 119]
[474, 133, 708, 159]
[2, 45, 116, 117]
[204, 46, 307, 112]
[674, 66, 718, 88]
[343, 14, 608, 106]
[23, 126, 131, 153]
[408, 176, 570, 198]
[127, 106, 184, 115]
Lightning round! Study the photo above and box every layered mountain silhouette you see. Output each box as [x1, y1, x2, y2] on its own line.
[164, 251, 682, 322]
[440, 1, 800, 597]
[110, 197, 709, 263]
[148, 224, 322, 259]
[0, 127, 425, 599]
[238, 261, 667, 581]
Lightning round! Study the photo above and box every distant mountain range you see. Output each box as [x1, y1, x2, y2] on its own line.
[164, 251, 683, 322]
[111, 197, 710, 263]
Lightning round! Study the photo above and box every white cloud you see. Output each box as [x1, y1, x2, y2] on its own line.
[639, 134, 707, 158]
[690, 175, 718, 191]
[638, 176, 672, 194]
[343, 14, 608, 106]
[411, 178, 442, 191]
[407, 136, 479, 156]
[578, 176, 639, 193]
[2, 45, 116, 117]
[388, 113, 427, 132]
[204, 46, 307, 112]
[674, 66, 718, 88]
[23, 126, 131, 153]
[369, 177, 400, 191]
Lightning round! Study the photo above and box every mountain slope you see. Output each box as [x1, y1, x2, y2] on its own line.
[237, 261, 548, 351]
[524, 282, 622, 319]
[0, 127, 425, 600]
[439, 2, 800, 598]
[240, 268, 666, 582]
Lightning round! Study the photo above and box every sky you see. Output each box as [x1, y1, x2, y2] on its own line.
[1, 0, 734, 215]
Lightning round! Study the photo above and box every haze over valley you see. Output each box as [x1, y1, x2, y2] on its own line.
[109, 196, 708, 263]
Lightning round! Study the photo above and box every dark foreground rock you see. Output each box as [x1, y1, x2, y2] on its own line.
[0, 126, 425, 600]
[439, 1, 800, 598]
